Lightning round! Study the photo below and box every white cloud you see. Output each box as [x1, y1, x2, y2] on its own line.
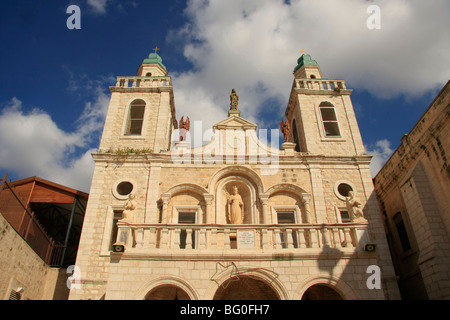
[169, 0, 450, 132]
[0, 84, 109, 192]
[366, 139, 395, 177]
[87, 0, 110, 14]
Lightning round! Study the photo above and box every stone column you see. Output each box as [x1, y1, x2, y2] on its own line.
[301, 193, 312, 224]
[259, 194, 270, 224]
[160, 193, 171, 224]
[204, 194, 214, 224]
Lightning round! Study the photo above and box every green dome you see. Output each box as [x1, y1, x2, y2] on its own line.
[293, 54, 318, 73]
[143, 53, 167, 71]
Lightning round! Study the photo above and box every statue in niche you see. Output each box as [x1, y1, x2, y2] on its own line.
[345, 191, 366, 222]
[179, 116, 190, 141]
[230, 89, 239, 110]
[280, 118, 293, 143]
[225, 186, 244, 224]
[121, 193, 137, 223]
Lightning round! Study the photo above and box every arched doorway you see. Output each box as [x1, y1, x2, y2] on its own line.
[213, 276, 280, 300]
[301, 284, 343, 300]
[145, 285, 191, 300]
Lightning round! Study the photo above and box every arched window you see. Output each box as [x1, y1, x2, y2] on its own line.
[125, 99, 146, 135]
[319, 102, 341, 137]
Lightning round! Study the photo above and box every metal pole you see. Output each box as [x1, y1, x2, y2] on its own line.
[60, 197, 78, 267]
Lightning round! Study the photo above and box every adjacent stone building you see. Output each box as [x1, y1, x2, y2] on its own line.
[374, 81, 450, 300]
[69, 51, 400, 300]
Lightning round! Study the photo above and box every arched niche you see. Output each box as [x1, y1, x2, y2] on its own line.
[162, 183, 210, 224]
[268, 190, 305, 224]
[266, 183, 312, 224]
[215, 176, 258, 224]
[167, 191, 206, 224]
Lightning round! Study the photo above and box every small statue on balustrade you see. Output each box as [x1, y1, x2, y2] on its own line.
[121, 193, 137, 223]
[345, 191, 367, 223]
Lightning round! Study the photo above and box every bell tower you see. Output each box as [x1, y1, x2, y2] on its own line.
[285, 53, 365, 156]
[99, 49, 176, 153]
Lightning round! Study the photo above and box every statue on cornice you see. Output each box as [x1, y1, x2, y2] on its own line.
[280, 118, 293, 143]
[230, 89, 239, 110]
[179, 116, 190, 141]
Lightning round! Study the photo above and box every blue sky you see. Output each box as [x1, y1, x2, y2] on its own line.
[0, 0, 449, 192]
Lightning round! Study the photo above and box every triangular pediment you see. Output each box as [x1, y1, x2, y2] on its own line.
[213, 115, 258, 131]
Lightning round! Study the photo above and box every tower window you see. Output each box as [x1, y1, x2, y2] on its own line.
[319, 103, 341, 137]
[125, 99, 146, 135]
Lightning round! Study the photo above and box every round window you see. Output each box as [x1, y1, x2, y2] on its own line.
[116, 181, 133, 196]
[337, 183, 353, 198]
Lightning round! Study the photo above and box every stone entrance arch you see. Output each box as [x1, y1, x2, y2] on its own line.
[145, 284, 191, 300]
[294, 275, 356, 300]
[137, 276, 199, 300]
[213, 275, 280, 300]
[301, 284, 343, 300]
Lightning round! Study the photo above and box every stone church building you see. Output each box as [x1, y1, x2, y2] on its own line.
[68, 51, 400, 300]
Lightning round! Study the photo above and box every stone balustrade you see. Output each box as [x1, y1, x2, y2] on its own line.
[115, 222, 369, 252]
[295, 79, 347, 91]
[114, 76, 172, 89]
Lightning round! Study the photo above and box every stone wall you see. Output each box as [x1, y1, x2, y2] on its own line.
[374, 81, 450, 299]
[0, 212, 68, 300]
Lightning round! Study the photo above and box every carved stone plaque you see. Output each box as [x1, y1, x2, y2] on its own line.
[237, 229, 256, 248]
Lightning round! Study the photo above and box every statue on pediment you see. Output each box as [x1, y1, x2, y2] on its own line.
[230, 89, 239, 110]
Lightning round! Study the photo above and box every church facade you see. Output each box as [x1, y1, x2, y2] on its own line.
[69, 51, 400, 300]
